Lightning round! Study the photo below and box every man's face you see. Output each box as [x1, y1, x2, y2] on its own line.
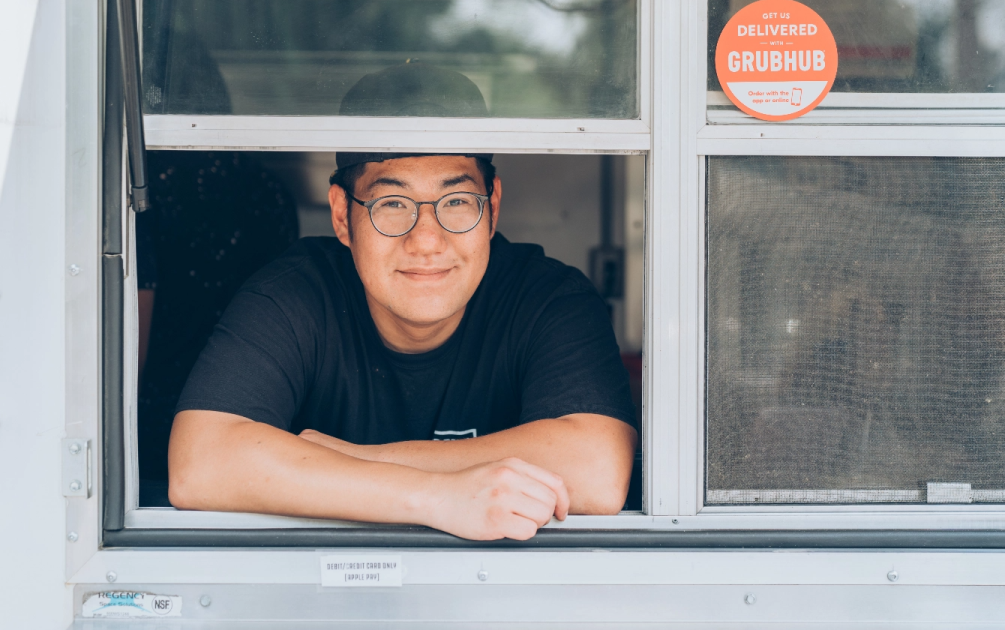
[329, 156, 502, 331]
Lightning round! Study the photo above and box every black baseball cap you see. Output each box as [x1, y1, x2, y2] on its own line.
[331, 61, 493, 182]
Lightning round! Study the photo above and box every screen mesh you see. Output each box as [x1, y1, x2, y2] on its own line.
[706, 157, 1005, 504]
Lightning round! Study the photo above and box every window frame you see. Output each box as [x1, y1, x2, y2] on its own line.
[81, 0, 1005, 554]
[692, 0, 1005, 529]
[102, 0, 674, 543]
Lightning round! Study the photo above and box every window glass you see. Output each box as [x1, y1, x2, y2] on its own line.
[708, 0, 1005, 94]
[706, 156, 1005, 504]
[141, 0, 638, 118]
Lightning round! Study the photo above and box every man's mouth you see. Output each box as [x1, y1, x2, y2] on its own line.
[398, 267, 453, 281]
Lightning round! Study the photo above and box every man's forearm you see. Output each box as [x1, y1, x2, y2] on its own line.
[303, 414, 637, 515]
[169, 410, 438, 524]
[169, 410, 570, 540]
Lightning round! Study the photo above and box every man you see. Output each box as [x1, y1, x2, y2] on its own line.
[168, 63, 637, 541]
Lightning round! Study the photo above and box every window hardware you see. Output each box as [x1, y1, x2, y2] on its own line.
[61, 439, 91, 498]
[927, 483, 973, 504]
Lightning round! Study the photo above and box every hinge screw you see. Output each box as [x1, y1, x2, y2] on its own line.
[67, 532, 78, 542]
[887, 570, 899, 582]
[106, 571, 117, 583]
[744, 593, 756, 605]
[477, 570, 489, 582]
[199, 595, 212, 607]
[69, 480, 82, 492]
[672, 518, 679, 524]
[69, 442, 81, 455]
[68, 264, 81, 276]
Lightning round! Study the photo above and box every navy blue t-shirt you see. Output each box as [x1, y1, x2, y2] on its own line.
[176, 234, 636, 442]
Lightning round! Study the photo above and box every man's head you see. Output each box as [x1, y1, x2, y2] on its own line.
[327, 62, 501, 345]
[328, 155, 502, 336]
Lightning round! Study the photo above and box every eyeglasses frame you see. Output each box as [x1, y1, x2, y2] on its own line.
[347, 191, 490, 237]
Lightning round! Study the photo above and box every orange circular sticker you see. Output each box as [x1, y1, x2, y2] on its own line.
[715, 0, 838, 121]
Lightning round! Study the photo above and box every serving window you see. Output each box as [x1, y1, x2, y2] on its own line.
[94, 0, 1005, 547]
[97, 0, 658, 539]
[131, 151, 647, 515]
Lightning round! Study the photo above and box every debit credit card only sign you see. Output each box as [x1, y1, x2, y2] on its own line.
[320, 555, 403, 587]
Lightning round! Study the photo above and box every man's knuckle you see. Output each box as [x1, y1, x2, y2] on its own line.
[485, 505, 506, 522]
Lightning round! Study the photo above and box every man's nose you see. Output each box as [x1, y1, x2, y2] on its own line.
[404, 202, 447, 253]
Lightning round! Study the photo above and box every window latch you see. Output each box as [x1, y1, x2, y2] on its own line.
[926, 482, 972, 504]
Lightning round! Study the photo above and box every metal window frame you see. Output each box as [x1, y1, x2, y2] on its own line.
[98, 0, 681, 545]
[691, 0, 1005, 529]
[71, 0, 1005, 568]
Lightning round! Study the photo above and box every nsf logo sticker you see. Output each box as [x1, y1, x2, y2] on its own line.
[81, 591, 182, 618]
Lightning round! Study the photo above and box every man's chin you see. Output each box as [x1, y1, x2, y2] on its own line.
[388, 300, 466, 329]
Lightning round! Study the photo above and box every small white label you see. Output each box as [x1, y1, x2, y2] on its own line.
[320, 555, 403, 587]
[81, 591, 182, 618]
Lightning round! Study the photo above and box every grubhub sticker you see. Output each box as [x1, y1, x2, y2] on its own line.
[715, 0, 838, 121]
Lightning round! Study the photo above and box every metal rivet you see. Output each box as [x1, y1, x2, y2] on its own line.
[887, 570, 899, 582]
[69, 480, 82, 492]
[744, 593, 756, 605]
[106, 571, 117, 583]
[69, 442, 81, 455]
[199, 595, 212, 607]
[672, 518, 679, 524]
[477, 570, 489, 582]
[68, 264, 81, 276]
[67, 532, 78, 542]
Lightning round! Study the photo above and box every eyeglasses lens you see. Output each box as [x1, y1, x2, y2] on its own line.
[435, 193, 482, 233]
[370, 197, 418, 236]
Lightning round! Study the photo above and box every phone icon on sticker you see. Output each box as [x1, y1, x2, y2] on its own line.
[791, 87, 802, 106]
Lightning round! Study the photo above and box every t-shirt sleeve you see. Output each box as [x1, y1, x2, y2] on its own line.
[175, 286, 315, 431]
[518, 287, 638, 430]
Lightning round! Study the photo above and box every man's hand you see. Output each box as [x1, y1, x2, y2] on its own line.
[297, 431, 570, 539]
[423, 458, 569, 541]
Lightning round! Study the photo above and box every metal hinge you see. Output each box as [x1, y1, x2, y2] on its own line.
[62, 438, 92, 498]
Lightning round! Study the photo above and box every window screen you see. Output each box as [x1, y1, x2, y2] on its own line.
[141, 0, 638, 118]
[708, 0, 1005, 94]
[706, 156, 1005, 504]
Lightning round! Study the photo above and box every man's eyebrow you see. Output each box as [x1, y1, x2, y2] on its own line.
[365, 177, 408, 193]
[441, 174, 477, 189]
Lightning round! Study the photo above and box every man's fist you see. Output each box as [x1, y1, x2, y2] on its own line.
[422, 457, 569, 541]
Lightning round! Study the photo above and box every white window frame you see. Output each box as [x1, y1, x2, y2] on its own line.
[63, 1, 1005, 588]
[51, 6, 1005, 619]
[117, 0, 671, 532]
[691, 0, 1005, 531]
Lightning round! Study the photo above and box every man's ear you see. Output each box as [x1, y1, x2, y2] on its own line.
[488, 176, 502, 239]
[329, 184, 352, 247]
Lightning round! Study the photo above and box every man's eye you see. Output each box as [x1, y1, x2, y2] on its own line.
[445, 198, 470, 207]
[378, 199, 407, 210]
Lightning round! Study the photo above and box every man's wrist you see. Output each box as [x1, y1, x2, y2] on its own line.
[399, 470, 445, 528]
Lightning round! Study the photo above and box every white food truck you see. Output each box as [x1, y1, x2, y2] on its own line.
[3, 0, 1005, 627]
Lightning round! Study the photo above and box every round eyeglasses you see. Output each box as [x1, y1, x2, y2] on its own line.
[348, 191, 489, 237]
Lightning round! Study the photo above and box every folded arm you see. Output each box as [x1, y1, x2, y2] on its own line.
[168, 410, 570, 540]
[301, 413, 637, 515]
